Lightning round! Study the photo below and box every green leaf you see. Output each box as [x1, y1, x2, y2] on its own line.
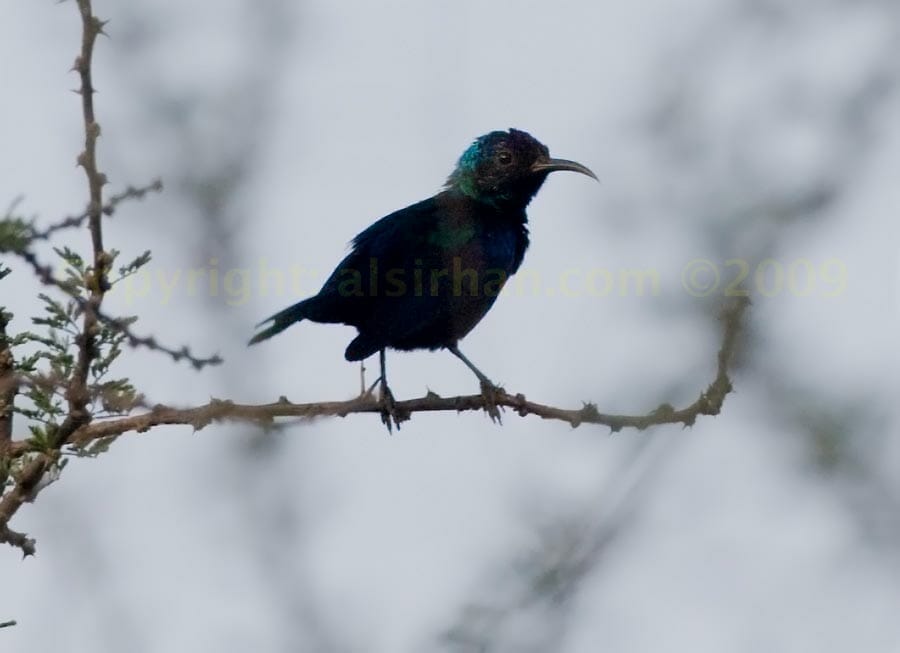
[0, 217, 33, 252]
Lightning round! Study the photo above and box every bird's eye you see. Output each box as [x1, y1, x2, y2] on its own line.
[497, 151, 513, 165]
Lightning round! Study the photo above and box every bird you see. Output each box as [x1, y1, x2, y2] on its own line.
[250, 128, 597, 429]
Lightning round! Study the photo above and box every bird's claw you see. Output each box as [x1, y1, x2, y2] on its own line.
[379, 384, 408, 432]
[479, 380, 505, 424]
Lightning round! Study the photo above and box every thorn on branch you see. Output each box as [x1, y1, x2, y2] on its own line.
[92, 17, 110, 36]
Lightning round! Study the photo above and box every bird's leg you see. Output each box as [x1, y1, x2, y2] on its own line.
[447, 345, 504, 423]
[377, 348, 405, 432]
[446, 344, 499, 388]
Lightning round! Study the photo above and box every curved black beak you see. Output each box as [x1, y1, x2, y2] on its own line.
[531, 157, 598, 181]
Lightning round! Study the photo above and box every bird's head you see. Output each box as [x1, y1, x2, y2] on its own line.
[446, 129, 597, 208]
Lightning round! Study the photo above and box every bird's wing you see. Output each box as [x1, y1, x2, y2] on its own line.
[313, 194, 458, 322]
[349, 195, 442, 255]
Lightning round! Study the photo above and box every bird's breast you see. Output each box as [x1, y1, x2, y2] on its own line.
[478, 229, 514, 267]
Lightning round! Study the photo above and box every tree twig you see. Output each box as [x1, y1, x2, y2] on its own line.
[23, 180, 163, 242]
[0, 455, 46, 557]
[0, 311, 15, 450]
[1, 297, 749, 456]
[53, 0, 109, 451]
[10, 247, 222, 369]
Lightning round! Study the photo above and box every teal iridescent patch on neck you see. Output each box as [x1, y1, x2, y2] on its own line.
[451, 137, 485, 199]
[458, 138, 484, 171]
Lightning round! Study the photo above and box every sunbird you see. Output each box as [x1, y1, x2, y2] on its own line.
[250, 129, 596, 428]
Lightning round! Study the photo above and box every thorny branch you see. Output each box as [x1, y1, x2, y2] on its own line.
[16, 180, 163, 243]
[56, 0, 110, 451]
[2, 175, 217, 373]
[0, 1, 196, 558]
[9, 247, 221, 370]
[0, 1, 227, 556]
[4, 297, 749, 459]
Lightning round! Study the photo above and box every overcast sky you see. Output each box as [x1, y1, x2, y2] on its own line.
[3, 1, 900, 652]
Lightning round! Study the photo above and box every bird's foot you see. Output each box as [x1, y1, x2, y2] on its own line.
[479, 380, 506, 424]
[379, 384, 409, 433]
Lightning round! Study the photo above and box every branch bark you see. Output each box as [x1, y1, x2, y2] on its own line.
[53, 0, 108, 450]
[0, 311, 14, 450]
[1, 297, 749, 457]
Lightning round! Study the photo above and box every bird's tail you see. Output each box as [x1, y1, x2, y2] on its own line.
[248, 297, 320, 346]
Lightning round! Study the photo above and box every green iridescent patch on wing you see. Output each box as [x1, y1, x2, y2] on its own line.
[426, 223, 476, 249]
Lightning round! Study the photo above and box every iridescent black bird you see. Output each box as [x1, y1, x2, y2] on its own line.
[250, 129, 596, 428]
